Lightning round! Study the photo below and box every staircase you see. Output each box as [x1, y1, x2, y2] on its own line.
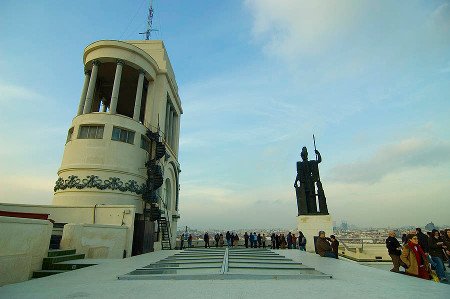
[158, 216, 171, 250]
[49, 223, 65, 249]
[143, 127, 172, 251]
[32, 249, 94, 278]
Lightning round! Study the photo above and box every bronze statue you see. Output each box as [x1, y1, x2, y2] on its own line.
[294, 144, 328, 215]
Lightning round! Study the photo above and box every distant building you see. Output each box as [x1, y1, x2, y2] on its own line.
[341, 221, 349, 231]
[425, 222, 436, 231]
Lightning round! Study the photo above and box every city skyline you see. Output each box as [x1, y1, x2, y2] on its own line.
[0, 1, 449, 229]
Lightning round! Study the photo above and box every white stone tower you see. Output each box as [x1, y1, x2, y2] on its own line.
[53, 40, 181, 253]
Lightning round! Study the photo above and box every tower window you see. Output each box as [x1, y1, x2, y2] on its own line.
[78, 125, 104, 139]
[66, 127, 74, 143]
[140, 135, 150, 152]
[112, 126, 135, 144]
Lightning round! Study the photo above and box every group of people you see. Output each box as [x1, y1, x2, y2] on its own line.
[244, 232, 266, 248]
[386, 228, 449, 282]
[184, 231, 243, 248]
[179, 230, 309, 250]
[179, 231, 193, 249]
[269, 231, 307, 250]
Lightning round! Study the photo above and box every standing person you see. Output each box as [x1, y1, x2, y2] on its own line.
[298, 231, 306, 251]
[262, 234, 266, 248]
[180, 234, 185, 250]
[184, 231, 189, 248]
[400, 234, 430, 280]
[271, 233, 276, 249]
[291, 234, 297, 249]
[230, 233, 235, 247]
[252, 232, 258, 248]
[329, 235, 339, 259]
[287, 232, 292, 249]
[428, 229, 448, 282]
[276, 234, 280, 249]
[244, 232, 249, 248]
[316, 231, 335, 258]
[204, 232, 210, 248]
[280, 234, 287, 249]
[401, 233, 407, 245]
[214, 233, 220, 248]
[257, 233, 262, 248]
[219, 233, 224, 247]
[416, 228, 429, 253]
[234, 234, 239, 247]
[226, 231, 231, 247]
[188, 234, 193, 248]
[386, 231, 403, 272]
[249, 233, 254, 248]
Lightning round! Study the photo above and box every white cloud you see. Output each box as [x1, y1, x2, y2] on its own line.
[327, 166, 450, 227]
[246, 0, 362, 57]
[245, 0, 450, 64]
[328, 137, 450, 184]
[0, 82, 44, 105]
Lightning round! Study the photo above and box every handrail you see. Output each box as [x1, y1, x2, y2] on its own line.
[143, 121, 166, 142]
[161, 206, 172, 249]
[337, 237, 391, 252]
[336, 238, 352, 252]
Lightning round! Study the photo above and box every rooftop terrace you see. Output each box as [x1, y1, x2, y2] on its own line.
[1, 249, 448, 298]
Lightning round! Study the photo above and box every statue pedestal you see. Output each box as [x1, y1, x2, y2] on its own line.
[297, 214, 333, 253]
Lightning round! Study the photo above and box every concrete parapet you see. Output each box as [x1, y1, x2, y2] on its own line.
[0, 203, 136, 257]
[60, 223, 128, 259]
[0, 216, 52, 286]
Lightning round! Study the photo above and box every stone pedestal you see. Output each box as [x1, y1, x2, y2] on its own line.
[297, 214, 333, 253]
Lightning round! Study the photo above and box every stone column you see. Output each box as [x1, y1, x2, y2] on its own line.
[109, 60, 124, 115]
[165, 102, 171, 142]
[133, 71, 145, 121]
[171, 111, 176, 150]
[77, 70, 90, 116]
[169, 110, 174, 149]
[83, 60, 100, 114]
[173, 114, 180, 156]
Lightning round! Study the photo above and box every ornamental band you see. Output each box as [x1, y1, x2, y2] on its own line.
[294, 147, 328, 215]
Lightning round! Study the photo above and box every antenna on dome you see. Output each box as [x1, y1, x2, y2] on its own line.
[139, 0, 158, 40]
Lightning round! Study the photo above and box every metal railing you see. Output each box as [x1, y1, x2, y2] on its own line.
[337, 238, 388, 252]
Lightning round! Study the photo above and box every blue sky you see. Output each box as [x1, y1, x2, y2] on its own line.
[1, 0, 449, 229]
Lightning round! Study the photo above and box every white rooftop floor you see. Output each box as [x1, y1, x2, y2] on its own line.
[0, 249, 448, 299]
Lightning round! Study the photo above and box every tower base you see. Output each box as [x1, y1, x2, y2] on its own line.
[297, 214, 333, 253]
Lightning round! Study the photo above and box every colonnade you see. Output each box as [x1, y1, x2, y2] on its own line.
[76, 59, 145, 121]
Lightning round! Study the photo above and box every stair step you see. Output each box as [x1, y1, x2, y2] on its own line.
[47, 249, 76, 257]
[43, 254, 85, 267]
[49, 235, 62, 250]
[32, 270, 68, 278]
[43, 262, 95, 271]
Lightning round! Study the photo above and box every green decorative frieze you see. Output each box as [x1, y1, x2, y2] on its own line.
[54, 175, 144, 194]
